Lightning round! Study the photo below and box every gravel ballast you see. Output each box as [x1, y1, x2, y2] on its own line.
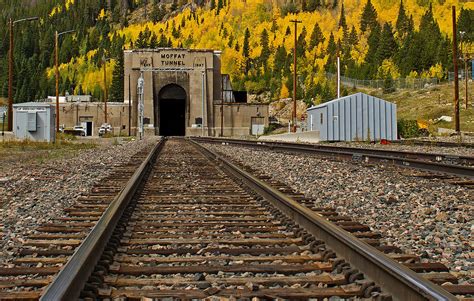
[0, 137, 157, 263]
[206, 143, 473, 284]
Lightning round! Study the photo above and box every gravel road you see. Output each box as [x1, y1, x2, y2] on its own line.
[206, 143, 473, 284]
[0, 137, 157, 263]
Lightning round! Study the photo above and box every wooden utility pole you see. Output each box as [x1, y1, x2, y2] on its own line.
[7, 17, 38, 131]
[128, 74, 131, 136]
[55, 31, 60, 132]
[55, 29, 75, 131]
[103, 57, 108, 124]
[220, 77, 224, 137]
[452, 6, 460, 133]
[464, 54, 469, 110]
[8, 18, 13, 131]
[290, 19, 302, 133]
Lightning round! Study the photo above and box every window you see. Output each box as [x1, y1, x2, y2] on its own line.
[320, 113, 324, 124]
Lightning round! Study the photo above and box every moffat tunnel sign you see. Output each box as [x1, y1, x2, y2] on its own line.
[139, 52, 187, 68]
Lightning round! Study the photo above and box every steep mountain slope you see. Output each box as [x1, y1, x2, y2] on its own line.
[0, 0, 472, 104]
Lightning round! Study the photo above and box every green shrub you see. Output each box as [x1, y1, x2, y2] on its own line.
[264, 123, 281, 135]
[397, 119, 419, 138]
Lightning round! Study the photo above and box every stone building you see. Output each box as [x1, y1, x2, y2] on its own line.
[54, 48, 269, 137]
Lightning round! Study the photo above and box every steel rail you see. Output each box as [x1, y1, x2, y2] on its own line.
[190, 139, 458, 301]
[40, 139, 164, 301]
[392, 140, 474, 149]
[192, 137, 474, 178]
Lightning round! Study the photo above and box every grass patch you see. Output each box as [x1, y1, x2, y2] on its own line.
[0, 139, 96, 164]
[358, 82, 474, 133]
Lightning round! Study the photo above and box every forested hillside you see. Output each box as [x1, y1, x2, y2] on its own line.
[0, 0, 473, 105]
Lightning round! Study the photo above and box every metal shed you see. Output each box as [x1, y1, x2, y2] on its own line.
[13, 102, 55, 142]
[307, 93, 397, 141]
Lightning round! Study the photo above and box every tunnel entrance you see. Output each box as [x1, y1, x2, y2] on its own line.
[157, 84, 186, 136]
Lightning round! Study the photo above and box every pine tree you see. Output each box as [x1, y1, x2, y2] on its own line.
[149, 33, 158, 48]
[326, 33, 337, 57]
[135, 30, 148, 48]
[109, 52, 124, 102]
[376, 23, 397, 64]
[296, 27, 307, 58]
[417, 4, 442, 70]
[458, 8, 474, 42]
[395, 0, 409, 39]
[360, 0, 378, 33]
[363, 23, 381, 78]
[338, 1, 347, 29]
[349, 26, 358, 46]
[309, 23, 325, 50]
[217, 0, 223, 14]
[324, 33, 337, 73]
[151, 0, 166, 23]
[273, 45, 287, 78]
[306, 0, 320, 12]
[302, 0, 307, 12]
[159, 34, 168, 47]
[243, 28, 251, 74]
[260, 29, 270, 69]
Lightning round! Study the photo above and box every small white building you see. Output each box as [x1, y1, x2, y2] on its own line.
[13, 102, 55, 142]
[307, 93, 397, 142]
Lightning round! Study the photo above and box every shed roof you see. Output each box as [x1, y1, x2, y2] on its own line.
[13, 102, 53, 107]
[307, 92, 393, 112]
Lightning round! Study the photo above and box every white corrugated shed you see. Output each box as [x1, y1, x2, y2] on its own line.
[307, 93, 397, 141]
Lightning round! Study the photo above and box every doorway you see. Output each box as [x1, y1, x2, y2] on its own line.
[157, 84, 186, 136]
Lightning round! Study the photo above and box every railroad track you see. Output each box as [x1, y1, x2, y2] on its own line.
[25, 138, 468, 300]
[191, 137, 474, 180]
[0, 141, 160, 300]
[1, 138, 471, 300]
[393, 139, 474, 149]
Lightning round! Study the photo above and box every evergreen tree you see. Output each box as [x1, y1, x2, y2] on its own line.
[309, 23, 325, 50]
[210, 0, 216, 10]
[458, 8, 473, 42]
[109, 51, 124, 102]
[135, 30, 148, 48]
[159, 34, 168, 47]
[326, 33, 337, 57]
[395, 0, 410, 39]
[149, 33, 158, 48]
[376, 23, 397, 64]
[243, 28, 251, 74]
[363, 23, 381, 77]
[324, 33, 337, 73]
[338, 1, 347, 29]
[302, 0, 307, 12]
[259, 29, 270, 69]
[273, 45, 287, 78]
[151, 1, 166, 23]
[217, 0, 223, 14]
[306, 0, 320, 12]
[348, 25, 358, 46]
[360, 0, 378, 33]
[417, 4, 443, 70]
[296, 26, 307, 58]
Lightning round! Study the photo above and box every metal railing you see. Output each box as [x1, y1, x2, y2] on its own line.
[326, 73, 439, 90]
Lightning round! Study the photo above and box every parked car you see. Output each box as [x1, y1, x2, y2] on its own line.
[98, 123, 112, 136]
[73, 125, 86, 136]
